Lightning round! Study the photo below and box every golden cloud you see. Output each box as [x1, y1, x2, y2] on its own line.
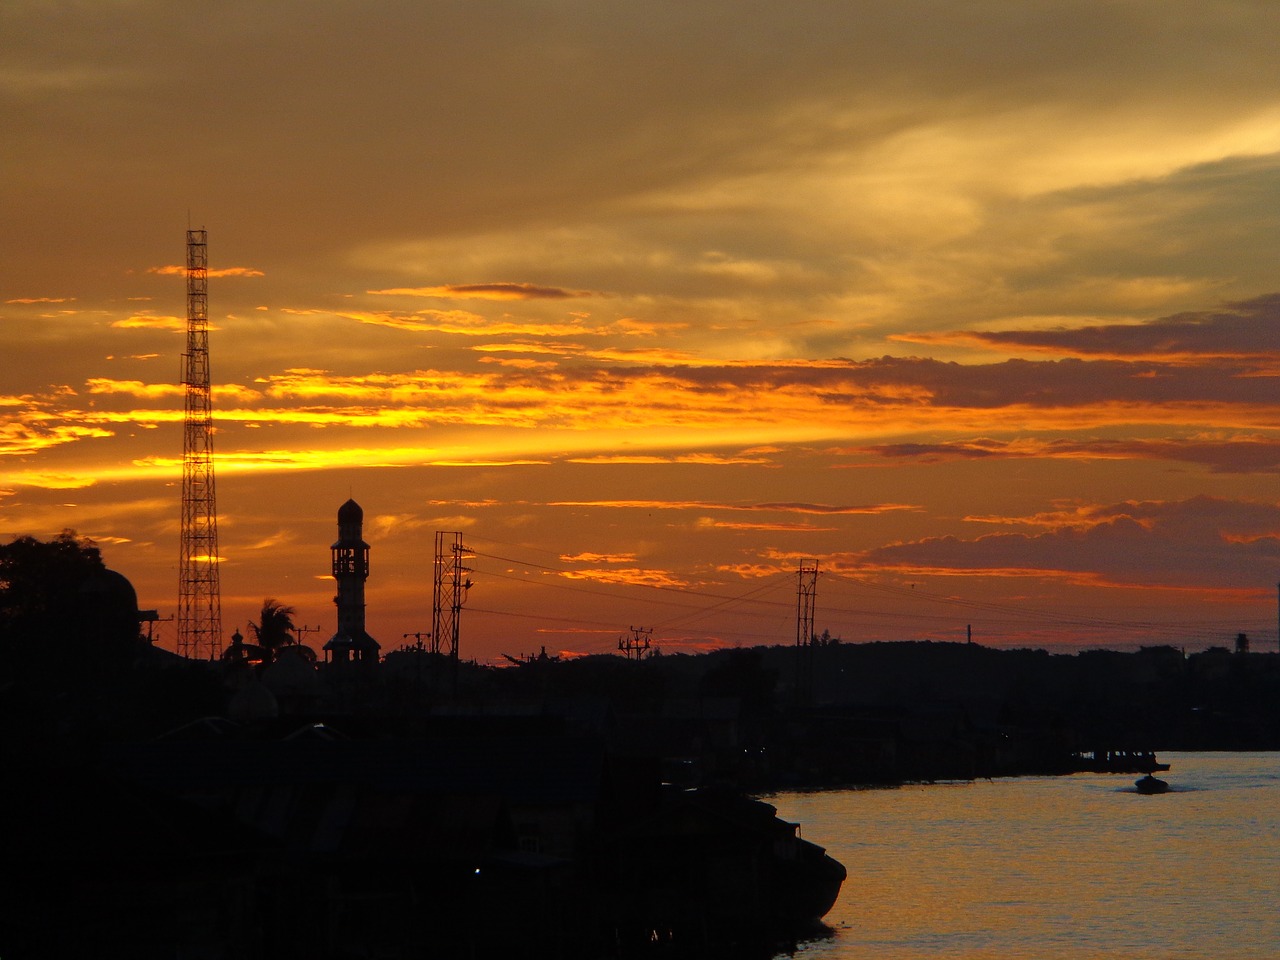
[148, 265, 264, 278]
[111, 315, 186, 330]
[478, 356, 561, 370]
[0, 421, 115, 457]
[323, 308, 666, 341]
[548, 499, 917, 515]
[558, 567, 688, 589]
[367, 282, 594, 300]
[85, 378, 183, 399]
[244, 531, 296, 550]
[560, 552, 637, 564]
[0, 468, 107, 489]
[567, 452, 773, 465]
[695, 518, 837, 532]
[716, 562, 791, 579]
[850, 561, 1113, 587]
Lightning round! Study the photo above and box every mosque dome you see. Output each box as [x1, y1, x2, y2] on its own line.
[78, 567, 139, 616]
[77, 567, 141, 643]
[262, 646, 320, 697]
[227, 676, 279, 722]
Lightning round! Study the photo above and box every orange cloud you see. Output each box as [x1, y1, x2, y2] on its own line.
[479, 356, 560, 370]
[367, 282, 595, 300]
[716, 562, 791, 579]
[560, 552, 637, 564]
[0, 421, 115, 457]
[148, 265, 264, 278]
[244, 530, 296, 550]
[559, 567, 688, 589]
[111, 315, 185, 330]
[284, 307, 609, 338]
[0, 470, 102, 490]
[83, 379, 263, 404]
[852, 435, 1280, 474]
[695, 518, 837, 532]
[568, 453, 774, 465]
[848, 561, 1114, 586]
[851, 496, 1280, 591]
[896, 295, 1280, 362]
[548, 499, 917, 515]
[85, 378, 183, 399]
[6, 296, 75, 304]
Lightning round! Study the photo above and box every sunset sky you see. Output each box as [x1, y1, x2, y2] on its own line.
[6, 1, 1280, 662]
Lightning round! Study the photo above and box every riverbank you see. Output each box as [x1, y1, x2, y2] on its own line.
[767, 752, 1280, 960]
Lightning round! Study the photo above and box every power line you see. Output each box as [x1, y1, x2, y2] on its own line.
[470, 548, 798, 617]
[821, 570, 1266, 644]
[460, 538, 1264, 650]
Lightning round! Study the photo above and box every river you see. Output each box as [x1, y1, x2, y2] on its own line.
[768, 752, 1279, 959]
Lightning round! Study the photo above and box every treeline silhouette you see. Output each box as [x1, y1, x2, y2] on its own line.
[3, 532, 1278, 957]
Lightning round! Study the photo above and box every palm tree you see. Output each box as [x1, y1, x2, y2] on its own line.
[248, 598, 297, 656]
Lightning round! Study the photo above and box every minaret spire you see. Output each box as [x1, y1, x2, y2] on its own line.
[325, 498, 379, 663]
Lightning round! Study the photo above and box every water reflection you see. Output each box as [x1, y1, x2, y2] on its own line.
[769, 752, 1280, 959]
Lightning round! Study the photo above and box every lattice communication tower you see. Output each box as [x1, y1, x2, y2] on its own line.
[431, 531, 472, 660]
[177, 227, 223, 659]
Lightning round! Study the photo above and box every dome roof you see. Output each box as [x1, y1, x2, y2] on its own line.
[78, 567, 139, 614]
[338, 498, 363, 524]
[77, 567, 141, 641]
[262, 646, 320, 695]
[227, 676, 278, 722]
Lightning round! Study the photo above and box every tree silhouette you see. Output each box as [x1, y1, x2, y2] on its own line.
[248, 598, 297, 657]
[0, 530, 104, 635]
[0, 529, 139, 673]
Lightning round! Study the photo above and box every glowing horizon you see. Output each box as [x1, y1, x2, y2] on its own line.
[5, 2, 1280, 661]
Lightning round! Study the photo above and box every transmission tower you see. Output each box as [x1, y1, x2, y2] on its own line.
[177, 227, 223, 659]
[432, 531, 472, 661]
[795, 559, 818, 705]
[796, 559, 818, 646]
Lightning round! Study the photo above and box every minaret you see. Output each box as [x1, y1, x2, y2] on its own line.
[324, 498, 379, 663]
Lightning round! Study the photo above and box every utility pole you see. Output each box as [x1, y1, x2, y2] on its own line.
[178, 227, 222, 659]
[293, 624, 321, 647]
[619, 625, 653, 661]
[402, 631, 430, 652]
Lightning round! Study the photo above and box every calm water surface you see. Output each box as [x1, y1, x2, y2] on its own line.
[769, 752, 1279, 960]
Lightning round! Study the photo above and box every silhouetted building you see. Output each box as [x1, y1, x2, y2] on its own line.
[324, 498, 379, 664]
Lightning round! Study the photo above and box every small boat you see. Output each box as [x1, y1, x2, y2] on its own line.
[1135, 774, 1169, 794]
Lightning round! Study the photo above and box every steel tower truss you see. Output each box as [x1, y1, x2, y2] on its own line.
[178, 228, 222, 659]
[794, 559, 819, 705]
[796, 559, 818, 647]
[432, 531, 471, 660]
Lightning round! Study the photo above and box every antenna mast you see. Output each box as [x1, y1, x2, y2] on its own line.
[432, 531, 472, 662]
[177, 227, 222, 659]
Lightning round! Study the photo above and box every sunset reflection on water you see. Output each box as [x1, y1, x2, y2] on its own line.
[770, 753, 1280, 959]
